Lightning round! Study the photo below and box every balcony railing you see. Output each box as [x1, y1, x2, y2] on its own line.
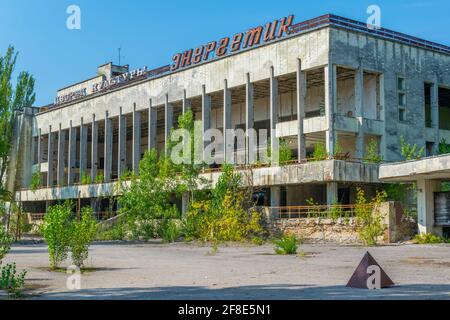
[28, 211, 116, 222]
[267, 204, 374, 220]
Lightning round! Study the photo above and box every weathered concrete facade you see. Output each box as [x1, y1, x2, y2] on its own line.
[8, 14, 450, 221]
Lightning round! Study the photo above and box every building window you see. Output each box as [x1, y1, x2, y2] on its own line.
[398, 77, 406, 122]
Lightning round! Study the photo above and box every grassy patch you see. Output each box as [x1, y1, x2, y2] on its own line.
[273, 234, 299, 255]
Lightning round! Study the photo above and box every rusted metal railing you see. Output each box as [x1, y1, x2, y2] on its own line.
[268, 204, 374, 220]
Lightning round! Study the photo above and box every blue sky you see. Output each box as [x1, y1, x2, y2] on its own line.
[0, 0, 449, 106]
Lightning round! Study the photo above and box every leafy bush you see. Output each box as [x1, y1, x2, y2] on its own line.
[312, 142, 328, 161]
[0, 263, 27, 297]
[96, 222, 127, 241]
[274, 233, 298, 255]
[355, 188, 387, 246]
[8, 206, 32, 239]
[119, 149, 182, 238]
[400, 135, 424, 161]
[69, 207, 97, 268]
[30, 171, 40, 191]
[183, 165, 263, 243]
[0, 227, 12, 263]
[279, 138, 293, 164]
[365, 138, 383, 164]
[158, 220, 180, 243]
[95, 173, 104, 184]
[414, 233, 450, 244]
[80, 172, 92, 185]
[439, 138, 450, 155]
[41, 202, 72, 269]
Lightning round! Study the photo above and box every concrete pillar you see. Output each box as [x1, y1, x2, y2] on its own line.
[182, 192, 190, 217]
[79, 118, 88, 181]
[104, 111, 113, 182]
[270, 67, 279, 164]
[355, 64, 364, 160]
[327, 182, 338, 206]
[417, 179, 441, 235]
[296, 59, 306, 161]
[431, 80, 440, 155]
[165, 95, 174, 154]
[91, 114, 98, 182]
[223, 79, 232, 164]
[67, 121, 77, 185]
[118, 107, 127, 177]
[270, 186, 281, 207]
[379, 74, 387, 160]
[245, 73, 256, 164]
[182, 89, 191, 114]
[202, 85, 211, 162]
[132, 104, 141, 175]
[148, 99, 157, 150]
[31, 131, 37, 168]
[37, 128, 42, 172]
[57, 124, 66, 186]
[47, 126, 54, 187]
[325, 64, 336, 156]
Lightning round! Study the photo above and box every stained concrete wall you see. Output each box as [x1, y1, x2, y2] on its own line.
[330, 27, 450, 162]
[34, 28, 330, 136]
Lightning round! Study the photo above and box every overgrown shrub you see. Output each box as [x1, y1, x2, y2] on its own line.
[279, 138, 293, 164]
[96, 222, 127, 241]
[119, 149, 182, 239]
[414, 233, 450, 244]
[0, 263, 26, 297]
[41, 202, 72, 269]
[80, 172, 92, 185]
[183, 165, 263, 243]
[0, 227, 12, 263]
[69, 207, 97, 268]
[273, 233, 298, 255]
[355, 188, 387, 246]
[95, 173, 104, 184]
[400, 135, 424, 161]
[312, 143, 328, 161]
[365, 138, 383, 164]
[8, 205, 32, 240]
[30, 171, 40, 191]
[158, 220, 180, 243]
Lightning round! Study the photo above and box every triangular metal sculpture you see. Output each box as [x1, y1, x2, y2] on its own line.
[346, 251, 394, 289]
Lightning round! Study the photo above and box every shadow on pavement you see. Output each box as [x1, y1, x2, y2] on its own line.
[31, 283, 450, 300]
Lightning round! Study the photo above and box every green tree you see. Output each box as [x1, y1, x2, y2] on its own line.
[170, 111, 207, 202]
[0, 225, 12, 263]
[119, 149, 180, 239]
[0, 46, 35, 196]
[355, 188, 387, 246]
[41, 202, 72, 269]
[69, 207, 97, 268]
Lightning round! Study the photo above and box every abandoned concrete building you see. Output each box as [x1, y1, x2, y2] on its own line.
[6, 14, 450, 233]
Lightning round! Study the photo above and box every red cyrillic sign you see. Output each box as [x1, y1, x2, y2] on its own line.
[170, 15, 294, 71]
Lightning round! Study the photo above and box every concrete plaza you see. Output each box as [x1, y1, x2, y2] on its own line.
[2, 242, 449, 300]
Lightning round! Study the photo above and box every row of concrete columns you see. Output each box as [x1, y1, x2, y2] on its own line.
[40, 62, 341, 204]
